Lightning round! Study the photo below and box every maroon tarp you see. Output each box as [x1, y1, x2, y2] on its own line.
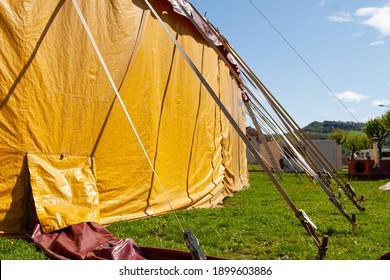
[31, 222, 222, 260]
[381, 252, 390, 260]
[31, 222, 146, 260]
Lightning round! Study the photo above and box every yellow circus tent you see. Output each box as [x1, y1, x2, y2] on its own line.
[0, 0, 248, 235]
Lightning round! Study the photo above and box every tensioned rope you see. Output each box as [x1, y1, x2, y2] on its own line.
[70, 0, 185, 233]
[248, 0, 360, 123]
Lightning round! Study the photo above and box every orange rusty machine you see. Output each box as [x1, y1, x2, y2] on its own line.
[349, 159, 390, 180]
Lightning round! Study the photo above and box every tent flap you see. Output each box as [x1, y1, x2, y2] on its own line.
[27, 153, 99, 233]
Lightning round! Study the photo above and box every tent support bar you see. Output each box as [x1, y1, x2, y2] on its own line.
[195, 10, 364, 212]
[233, 47, 364, 212]
[148, 0, 328, 258]
[246, 103, 283, 179]
[182, 2, 363, 219]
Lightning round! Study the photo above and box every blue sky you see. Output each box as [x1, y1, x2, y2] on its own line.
[189, 0, 390, 127]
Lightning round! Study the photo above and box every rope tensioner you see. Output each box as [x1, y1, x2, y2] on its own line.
[184, 230, 207, 260]
[296, 210, 329, 259]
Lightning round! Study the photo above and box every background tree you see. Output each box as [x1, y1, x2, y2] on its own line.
[328, 129, 347, 145]
[382, 110, 390, 148]
[364, 116, 389, 157]
[382, 110, 390, 131]
[344, 132, 370, 159]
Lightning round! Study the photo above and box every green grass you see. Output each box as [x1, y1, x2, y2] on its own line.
[1, 169, 390, 260]
[0, 238, 48, 260]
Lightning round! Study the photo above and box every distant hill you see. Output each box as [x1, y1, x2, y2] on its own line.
[302, 121, 366, 140]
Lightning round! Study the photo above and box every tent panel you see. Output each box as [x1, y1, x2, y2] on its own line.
[0, 1, 29, 83]
[24, 90, 112, 155]
[145, 22, 220, 212]
[96, 1, 248, 224]
[0, 85, 23, 151]
[0, 153, 27, 234]
[219, 63, 248, 197]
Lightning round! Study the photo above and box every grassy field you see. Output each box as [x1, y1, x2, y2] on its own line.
[1, 168, 389, 260]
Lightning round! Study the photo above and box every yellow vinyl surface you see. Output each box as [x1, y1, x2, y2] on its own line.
[0, 0, 248, 234]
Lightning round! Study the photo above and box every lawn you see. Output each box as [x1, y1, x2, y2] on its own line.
[1, 169, 389, 260]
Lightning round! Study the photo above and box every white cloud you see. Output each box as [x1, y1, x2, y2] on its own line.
[370, 40, 385, 46]
[327, 11, 354, 23]
[362, 115, 378, 123]
[319, 0, 326, 7]
[331, 91, 369, 102]
[355, 5, 390, 36]
[371, 99, 390, 107]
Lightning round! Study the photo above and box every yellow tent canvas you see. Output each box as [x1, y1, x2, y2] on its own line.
[0, 0, 248, 235]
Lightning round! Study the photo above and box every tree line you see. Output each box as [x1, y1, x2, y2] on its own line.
[328, 110, 390, 158]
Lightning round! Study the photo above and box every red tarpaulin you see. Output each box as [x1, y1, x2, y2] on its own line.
[31, 222, 222, 260]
